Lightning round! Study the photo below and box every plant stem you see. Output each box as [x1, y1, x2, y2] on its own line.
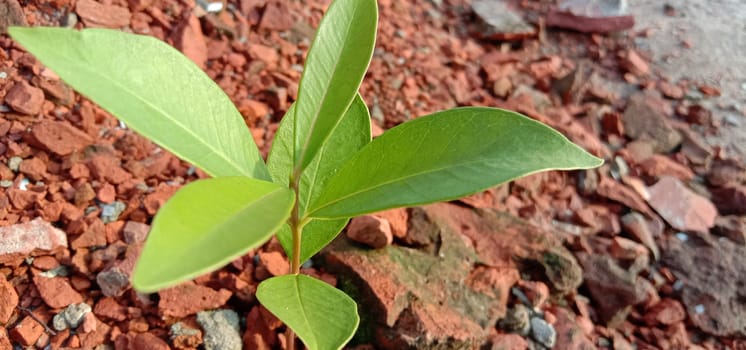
[287, 172, 303, 350]
[290, 196, 302, 275]
[289, 173, 303, 275]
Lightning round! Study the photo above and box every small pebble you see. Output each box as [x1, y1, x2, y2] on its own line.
[685, 89, 704, 100]
[96, 268, 130, 297]
[511, 287, 532, 307]
[52, 303, 92, 331]
[197, 309, 242, 350]
[100, 201, 126, 223]
[530, 317, 557, 348]
[500, 304, 531, 335]
[171, 322, 201, 337]
[64, 13, 78, 28]
[673, 279, 684, 291]
[39, 265, 70, 278]
[8, 157, 22, 172]
[724, 115, 741, 126]
[197, 0, 223, 12]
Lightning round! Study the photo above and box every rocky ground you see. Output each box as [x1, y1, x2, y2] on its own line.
[0, 0, 745, 349]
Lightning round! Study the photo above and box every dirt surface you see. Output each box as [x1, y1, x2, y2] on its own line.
[630, 0, 746, 162]
[1, 0, 746, 349]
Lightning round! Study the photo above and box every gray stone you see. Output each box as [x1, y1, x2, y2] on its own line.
[539, 246, 584, 295]
[558, 0, 628, 17]
[547, 0, 633, 33]
[96, 267, 130, 297]
[196, 309, 242, 350]
[662, 232, 746, 337]
[52, 303, 92, 331]
[499, 304, 531, 336]
[8, 157, 21, 172]
[577, 254, 648, 327]
[171, 321, 201, 336]
[622, 93, 682, 153]
[39, 265, 71, 278]
[100, 201, 126, 223]
[472, 0, 535, 40]
[530, 317, 557, 348]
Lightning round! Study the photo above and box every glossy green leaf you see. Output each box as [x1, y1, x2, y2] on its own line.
[132, 177, 293, 292]
[267, 95, 369, 261]
[293, 0, 377, 172]
[309, 107, 604, 218]
[8, 27, 269, 180]
[257, 274, 359, 350]
[276, 218, 348, 263]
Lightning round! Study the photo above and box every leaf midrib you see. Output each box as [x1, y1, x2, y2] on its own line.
[295, 1, 365, 168]
[309, 154, 583, 216]
[301, 145, 326, 214]
[147, 184, 288, 284]
[293, 276, 318, 349]
[40, 35, 250, 177]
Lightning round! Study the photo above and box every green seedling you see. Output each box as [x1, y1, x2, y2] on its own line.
[9, 0, 602, 348]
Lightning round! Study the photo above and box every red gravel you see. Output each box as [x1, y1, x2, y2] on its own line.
[1, 0, 745, 349]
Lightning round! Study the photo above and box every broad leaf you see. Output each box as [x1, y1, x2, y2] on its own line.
[293, 0, 377, 171]
[132, 177, 293, 292]
[9, 27, 269, 180]
[267, 95, 369, 261]
[308, 107, 604, 218]
[276, 218, 348, 263]
[257, 274, 359, 350]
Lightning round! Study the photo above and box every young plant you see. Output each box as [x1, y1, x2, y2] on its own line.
[9, 0, 602, 348]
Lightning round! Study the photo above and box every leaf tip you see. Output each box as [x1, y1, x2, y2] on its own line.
[577, 148, 605, 169]
[130, 266, 159, 294]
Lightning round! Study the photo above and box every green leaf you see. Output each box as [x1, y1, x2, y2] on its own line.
[276, 218, 348, 263]
[308, 107, 604, 218]
[257, 274, 359, 350]
[8, 27, 269, 180]
[267, 95, 369, 261]
[293, 0, 377, 172]
[266, 102, 297, 187]
[269, 95, 371, 214]
[132, 177, 293, 292]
